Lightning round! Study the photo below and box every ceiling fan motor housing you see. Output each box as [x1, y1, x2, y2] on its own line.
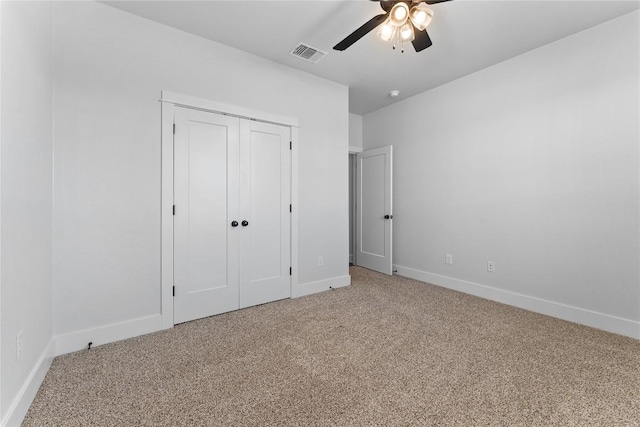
[380, 1, 413, 12]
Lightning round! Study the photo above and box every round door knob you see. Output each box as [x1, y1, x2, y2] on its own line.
[384, 215, 390, 219]
[242, 220, 249, 227]
[231, 221, 239, 227]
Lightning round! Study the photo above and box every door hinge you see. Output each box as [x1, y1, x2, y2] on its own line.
[173, 123, 176, 135]
[173, 205, 175, 215]
[289, 204, 292, 213]
[290, 141, 292, 150]
[289, 267, 292, 276]
[173, 286, 175, 297]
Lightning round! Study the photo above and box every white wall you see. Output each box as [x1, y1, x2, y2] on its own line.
[364, 11, 640, 338]
[1, 1, 54, 424]
[349, 113, 363, 151]
[52, 2, 349, 338]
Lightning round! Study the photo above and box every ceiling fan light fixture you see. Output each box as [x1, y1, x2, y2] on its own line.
[332, 0, 450, 53]
[399, 22, 415, 42]
[389, 2, 410, 26]
[409, 4, 433, 31]
[377, 18, 396, 42]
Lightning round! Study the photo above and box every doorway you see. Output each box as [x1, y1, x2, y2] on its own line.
[349, 153, 356, 265]
[349, 146, 394, 275]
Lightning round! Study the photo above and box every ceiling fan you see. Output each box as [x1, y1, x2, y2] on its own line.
[333, 0, 452, 53]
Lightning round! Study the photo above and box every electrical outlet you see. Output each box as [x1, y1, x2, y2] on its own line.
[317, 256, 324, 267]
[445, 254, 453, 265]
[487, 261, 495, 273]
[16, 330, 23, 360]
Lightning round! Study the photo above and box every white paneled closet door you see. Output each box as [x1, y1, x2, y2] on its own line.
[239, 120, 291, 308]
[173, 107, 291, 324]
[173, 107, 240, 324]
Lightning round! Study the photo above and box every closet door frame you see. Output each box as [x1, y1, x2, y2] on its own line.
[160, 91, 299, 329]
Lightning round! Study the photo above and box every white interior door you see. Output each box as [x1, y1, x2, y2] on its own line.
[173, 107, 240, 324]
[356, 146, 393, 275]
[239, 120, 291, 308]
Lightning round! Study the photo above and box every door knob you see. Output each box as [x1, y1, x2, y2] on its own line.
[242, 220, 249, 227]
[231, 221, 239, 227]
[384, 215, 393, 219]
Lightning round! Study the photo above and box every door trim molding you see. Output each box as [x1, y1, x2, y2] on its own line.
[161, 91, 299, 128]
[161, 100, 174, 329]
[160, 91, 299, 329]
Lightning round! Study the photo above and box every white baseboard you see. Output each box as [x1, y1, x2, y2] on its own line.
[52, 277, 354, 357]
[292, 275, 351, 298]
[2, 339, 55, 427]
[54, 314, 164, 356]
[393, 264, 640, 340]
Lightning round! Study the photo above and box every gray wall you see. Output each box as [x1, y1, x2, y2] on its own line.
[364, 11, 640, 337]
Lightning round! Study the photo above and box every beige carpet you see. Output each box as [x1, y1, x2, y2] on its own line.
[23, 267, 640, 426]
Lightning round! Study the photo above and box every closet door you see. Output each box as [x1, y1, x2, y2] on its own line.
[239, 120, 291, 308]
[173, 107, 240, 324]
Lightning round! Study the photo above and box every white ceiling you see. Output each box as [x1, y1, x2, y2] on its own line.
[103, 0, 639, 115]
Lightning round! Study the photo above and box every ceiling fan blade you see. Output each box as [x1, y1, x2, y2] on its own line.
[412, 29, 432, 52]
[333, 13, 388, 51]
[423, 0, 453, 4]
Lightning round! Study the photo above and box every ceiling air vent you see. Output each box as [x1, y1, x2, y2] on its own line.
[289, 43, 327, 64]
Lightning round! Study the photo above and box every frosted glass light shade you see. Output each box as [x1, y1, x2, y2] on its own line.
[389, 2, 410, 26]
[399, 22, 415, 42]
[377, 18, 396, 42]
[409, 4, 434, 31]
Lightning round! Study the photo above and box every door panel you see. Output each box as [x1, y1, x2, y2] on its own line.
[361, 154, 386, 255]
[173, 107, 240, 324]
[187, 121, 228, 290]
[240, 120, 291, 308]
[250, 133, 281, 280]
[356, 146, 393, 275]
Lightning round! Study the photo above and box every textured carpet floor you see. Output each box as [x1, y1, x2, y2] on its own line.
[23, 267, 640, 426]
